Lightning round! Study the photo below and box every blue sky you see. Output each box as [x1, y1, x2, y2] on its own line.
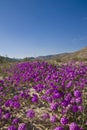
[0, 0, 87, 58]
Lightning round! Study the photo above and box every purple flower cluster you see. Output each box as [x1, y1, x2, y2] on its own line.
[0, 61, 87, 130]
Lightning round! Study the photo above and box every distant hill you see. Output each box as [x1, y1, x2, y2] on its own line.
[56, 47, 87, 62]
[35, 47, 87, 62]
[0, 56, 20, 63]
[0, 47, 87, 63]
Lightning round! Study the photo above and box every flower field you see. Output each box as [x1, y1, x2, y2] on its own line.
[0, 61, 87, 130]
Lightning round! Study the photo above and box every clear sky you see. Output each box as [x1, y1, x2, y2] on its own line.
[0, 0, 87, 58]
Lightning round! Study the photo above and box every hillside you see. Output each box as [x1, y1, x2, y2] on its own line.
[0, 56, 20, 63]
[36, 47, 87, 62]
[57, 47, 87, 62]
[0, 47, 87, 63]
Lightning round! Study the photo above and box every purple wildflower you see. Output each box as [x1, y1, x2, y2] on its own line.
[60, 117, 68, 125]
[78, 106, 83, 112]
[42, 113, 50, 119]
[54, 126, 64, 130]
[13, 101, 20, 109]
[50, 103, 58, 111]
[74, 90, 81, 97]
[72, 105, 78, 112]
[32, 94, 38, 103]
[8, 125, 16, 130]
[12, 118, 19, 124]
[66, 81, 72, 88]
[18, 123, 26, 130]
[69, 122, 80, 130]
[26, 109, 35, 118]
[4, 113, 11, 119]
[13, 95, 19, 100]
[75, 97, 82, 104]
[50, 115, 57, 122]
[61, 100, 69, 107]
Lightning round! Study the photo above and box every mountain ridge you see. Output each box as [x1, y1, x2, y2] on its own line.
[0, 47, 87, 63]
